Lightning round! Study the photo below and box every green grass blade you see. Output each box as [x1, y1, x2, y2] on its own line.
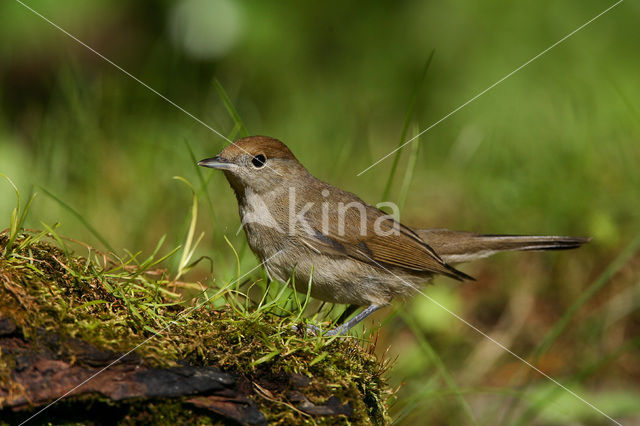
[499, 235, 640, 426]
[251, 349, 280, 366]
[40, 222, 69, 257]
[37, 185, 115, 253]
[0, 174, 36, 257]
[184, 139, 217, 225]
[397, 127, 420, 211]
[223, 234, 242, 281]
[514, 336, 640, 426]
[172, 176, 200, 280]
[533, 233, 640, 360]
[401, 311, 478, 425]
[309, 351, 329, 366]
[214, 78, 249, 138]
[294, 266, 314, 323]
[381, 50, 434, 202]
[611, 80, 640, 124]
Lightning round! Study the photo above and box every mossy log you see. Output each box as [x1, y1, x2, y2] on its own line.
[0, 232, 390, 424]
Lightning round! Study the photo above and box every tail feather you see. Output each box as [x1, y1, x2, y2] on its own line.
[416, 229, 590, 264]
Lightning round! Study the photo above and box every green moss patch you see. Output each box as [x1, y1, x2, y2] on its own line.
[0, 231, 390, 424]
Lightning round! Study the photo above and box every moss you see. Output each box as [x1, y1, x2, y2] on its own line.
[0, 231, 391, 424]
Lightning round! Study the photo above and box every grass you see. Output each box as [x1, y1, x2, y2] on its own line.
[501, 234, 640, 425]
[399, 311, 477, 425]
[2, 84, 639, 423]
[0, 178, 392, 424]
[1, 1, 639, 424]
[0, 227, 391, 424]
[380, 50, 434, 204]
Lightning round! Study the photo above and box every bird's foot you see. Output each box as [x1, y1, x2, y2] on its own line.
[291, 323, 346, 336]
[291, 305, 382, 337]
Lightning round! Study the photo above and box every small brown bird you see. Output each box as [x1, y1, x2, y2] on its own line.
[199, 136, 588, 335]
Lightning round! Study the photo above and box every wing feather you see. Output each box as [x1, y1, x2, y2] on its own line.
[301, 219, 473, 281]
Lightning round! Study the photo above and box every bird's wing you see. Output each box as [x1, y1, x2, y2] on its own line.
[300, 207, 473, 281]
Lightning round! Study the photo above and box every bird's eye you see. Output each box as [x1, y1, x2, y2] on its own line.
[251, 154, 267, 168]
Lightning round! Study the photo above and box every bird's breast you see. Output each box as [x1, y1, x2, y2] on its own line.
[238, 188, 284, 232]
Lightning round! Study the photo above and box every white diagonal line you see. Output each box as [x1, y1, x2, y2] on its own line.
[18, 250, 284, 425]
[13, 0, 284, 176]
[13, 1, 622, 423]
[413, 290, 620, 425]
[357, 253, 621, 425]
[357, 0, 624, 176]
[13, 0, 232, 144]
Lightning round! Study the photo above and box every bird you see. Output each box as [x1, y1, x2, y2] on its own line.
[198, 136, 589, 336]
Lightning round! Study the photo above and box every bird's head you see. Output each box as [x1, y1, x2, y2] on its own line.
[198, 136, 307, 195]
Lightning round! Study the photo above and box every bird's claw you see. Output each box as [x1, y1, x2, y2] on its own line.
[291, 323, 324, 335]
[291, 323, 345, 336]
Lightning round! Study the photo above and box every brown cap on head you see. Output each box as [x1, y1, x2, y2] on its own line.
[219, 136, 298, 161]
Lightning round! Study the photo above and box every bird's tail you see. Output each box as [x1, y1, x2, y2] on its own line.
[416, 229, 590, 264]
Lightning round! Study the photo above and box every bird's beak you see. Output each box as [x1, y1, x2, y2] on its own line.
[197, 155, 237, 170]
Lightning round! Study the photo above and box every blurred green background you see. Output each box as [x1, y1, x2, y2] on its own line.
[1, 0, 639, 424]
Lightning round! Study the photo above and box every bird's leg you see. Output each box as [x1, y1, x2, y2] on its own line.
[294, 305, 381, 336]
[323, 305, 381, 336]
[302, 304, 360, 335]
[336, 304, 359, 325]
